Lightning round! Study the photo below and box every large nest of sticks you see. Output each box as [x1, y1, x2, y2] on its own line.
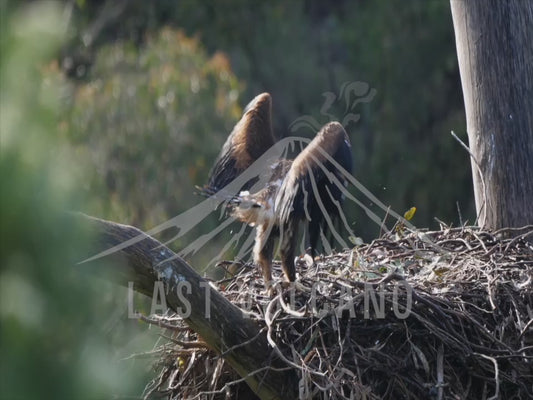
[141, 226, 533, 399]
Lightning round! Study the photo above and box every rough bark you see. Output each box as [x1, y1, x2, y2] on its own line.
[450, 0, 533, 229]
[74, 213, 296, 400]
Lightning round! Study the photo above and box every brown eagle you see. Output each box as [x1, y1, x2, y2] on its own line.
[201, 93, 353, 291]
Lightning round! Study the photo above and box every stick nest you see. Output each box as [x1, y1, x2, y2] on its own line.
[141, 225, 533, 399]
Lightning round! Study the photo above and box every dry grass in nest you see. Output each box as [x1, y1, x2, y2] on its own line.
[138, 225, 532, 399]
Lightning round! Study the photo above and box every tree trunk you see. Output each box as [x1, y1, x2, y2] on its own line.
[450, 0, 533, 229]
[75, 213, 297, 400]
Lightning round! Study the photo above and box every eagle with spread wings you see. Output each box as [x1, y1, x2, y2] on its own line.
[200, 93, 353, 292]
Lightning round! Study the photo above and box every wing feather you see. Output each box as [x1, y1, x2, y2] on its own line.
[206, 93, 275, 193]
[276, 121, 353, 231]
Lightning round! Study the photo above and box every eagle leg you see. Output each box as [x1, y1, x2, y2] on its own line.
[308, 212, 323, 258]
[253, 224, 275, 292]
[279, 217, 298, 282]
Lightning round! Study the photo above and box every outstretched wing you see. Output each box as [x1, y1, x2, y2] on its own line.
[275, 121, 353, 253]
[205, 93, 276, 193]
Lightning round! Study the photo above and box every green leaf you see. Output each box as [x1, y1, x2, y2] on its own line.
[404, 206, 417, 221]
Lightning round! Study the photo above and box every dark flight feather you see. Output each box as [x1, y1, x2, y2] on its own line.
[276, 121, 352, 227]
[206, 92, 275, 194]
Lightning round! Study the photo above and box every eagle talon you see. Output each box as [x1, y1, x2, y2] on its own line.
[280, 280, 293, 289]
[264, 280, 281, 297]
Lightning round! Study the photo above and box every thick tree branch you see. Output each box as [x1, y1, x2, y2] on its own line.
[450, 0, 533, 229]
[74, 213, 296, 400]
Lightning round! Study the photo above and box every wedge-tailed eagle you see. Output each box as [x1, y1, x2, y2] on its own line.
[201, 93, 352, 291]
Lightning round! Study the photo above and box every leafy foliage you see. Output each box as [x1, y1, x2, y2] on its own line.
[59, 28, 243, 231]
[0, 3, 147, 398]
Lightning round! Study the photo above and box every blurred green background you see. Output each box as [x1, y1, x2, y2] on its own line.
[1, 0, 473, 398]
